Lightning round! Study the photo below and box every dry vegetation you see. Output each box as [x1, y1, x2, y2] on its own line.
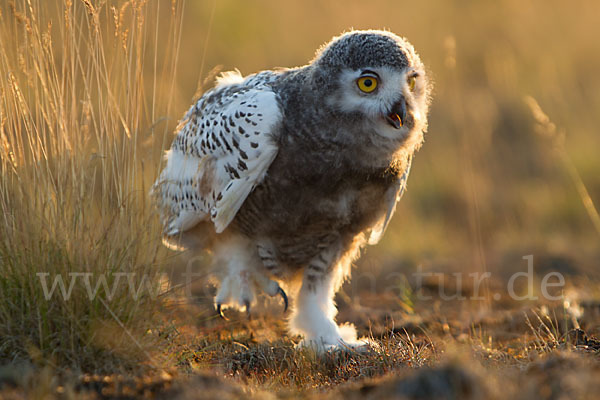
[0, 0, 182, 371]
[1, 0, 599, 399]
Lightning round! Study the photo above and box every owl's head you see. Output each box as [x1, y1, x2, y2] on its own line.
[311, 30, 431, 146]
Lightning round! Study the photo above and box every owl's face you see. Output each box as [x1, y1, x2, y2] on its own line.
[312, 30, 431, 144]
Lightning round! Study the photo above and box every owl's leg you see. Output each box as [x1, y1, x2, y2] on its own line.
[212, 235, 259, 317]
[257, 243, 283, 277]
[289, 243, 362, 351]
[213, 235, 287, 318]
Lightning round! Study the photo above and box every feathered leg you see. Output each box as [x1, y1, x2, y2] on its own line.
[213, 234, 287, 318]
[289, 240, 362, 350]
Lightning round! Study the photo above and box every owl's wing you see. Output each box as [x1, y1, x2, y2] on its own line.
[367, 157, 412, 245]
[152, 73, 281, 235]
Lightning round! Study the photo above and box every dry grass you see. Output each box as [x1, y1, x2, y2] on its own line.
[1, 0, 600, 399]
[0, 0, 184, 371]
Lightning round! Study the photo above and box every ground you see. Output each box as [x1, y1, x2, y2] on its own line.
[2, 254, 600, 399]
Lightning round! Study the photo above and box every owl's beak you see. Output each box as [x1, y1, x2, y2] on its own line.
[385, 97, 407, 129]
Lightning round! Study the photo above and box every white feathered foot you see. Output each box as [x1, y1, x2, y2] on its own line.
[288, 243, 367, 351]
[213, 235, 287, 319]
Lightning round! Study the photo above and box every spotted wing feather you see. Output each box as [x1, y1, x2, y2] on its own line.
[152, 72, 281, 236]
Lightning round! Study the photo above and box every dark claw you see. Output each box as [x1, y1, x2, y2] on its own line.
[244, 300, 251, 320]
[216, 303, 229, 320]
[278, 287, 289, 313]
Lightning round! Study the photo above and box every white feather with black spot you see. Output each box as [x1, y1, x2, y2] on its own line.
[152, 71, 281, 235]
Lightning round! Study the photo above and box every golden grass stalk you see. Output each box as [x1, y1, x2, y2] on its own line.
[0, 0, 184, 371]
[524, 96, 600, 237]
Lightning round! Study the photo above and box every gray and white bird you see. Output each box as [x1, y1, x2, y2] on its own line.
[152, 30, 431, 349]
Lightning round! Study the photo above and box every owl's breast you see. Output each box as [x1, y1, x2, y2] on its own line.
[233, 158, 400, 265]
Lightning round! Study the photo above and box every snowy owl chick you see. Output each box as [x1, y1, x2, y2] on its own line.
[153, 30, 431, 350]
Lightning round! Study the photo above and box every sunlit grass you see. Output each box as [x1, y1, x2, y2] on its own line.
[0, 0, 184, 371]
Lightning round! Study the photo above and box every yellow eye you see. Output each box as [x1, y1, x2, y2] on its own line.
[357, 76, 378, 93]
[408, 75, 417, 92]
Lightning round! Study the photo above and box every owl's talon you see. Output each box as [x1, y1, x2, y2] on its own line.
[244, 300, 251, 319]
[278, 287, 289, 313]
[216, 303, 229, 320]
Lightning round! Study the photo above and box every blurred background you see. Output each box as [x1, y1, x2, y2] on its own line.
[165, 0, 600, 283]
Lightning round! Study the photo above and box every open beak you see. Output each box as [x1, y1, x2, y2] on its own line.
[385, 96, 407, 129]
